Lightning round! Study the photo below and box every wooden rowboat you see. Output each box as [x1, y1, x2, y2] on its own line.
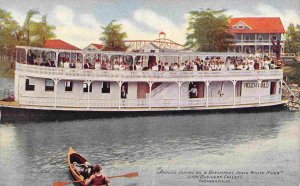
[67, 147, 92, 185]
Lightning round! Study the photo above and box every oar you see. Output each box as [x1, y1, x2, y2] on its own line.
[53, 180, 83, 186]
[108, 172, 139, 179]
[53, 172, 139, 186]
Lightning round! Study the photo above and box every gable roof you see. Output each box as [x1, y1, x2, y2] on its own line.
[229, 17, 285, 34]
[44, 39, 80, 50]
[90, 43, 104, 50]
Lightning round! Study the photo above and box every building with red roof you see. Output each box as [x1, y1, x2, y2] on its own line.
[44, 39, 80, 50]
[228, 17, 285, 54]
[83, 43, 104, 51]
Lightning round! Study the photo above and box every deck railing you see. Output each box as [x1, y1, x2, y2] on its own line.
[16, 63, 283, 81]
[19, 95, 282, 109]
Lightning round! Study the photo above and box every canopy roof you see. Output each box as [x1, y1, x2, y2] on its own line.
[17, 46, 245, 57]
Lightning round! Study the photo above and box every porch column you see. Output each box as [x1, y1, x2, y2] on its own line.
[232, 80, 237, 106]
[85, 80, 92, 109]
[258, 80, 262, 104]
[53, 78, 59, 108]
[55, 50, 59, 67]
[117, 81, 123, 109]
[241, 34, 244, 53]
[280, 79, 283, 97]
[148, 82, 153, 108]
[177, 81, 182, 108]
[205, 81, 210, 107]
[82, 53, 86, 67]
[132, 55, 136, 70]
[254, 34, 257, 53]
[25, 49, 28, 64]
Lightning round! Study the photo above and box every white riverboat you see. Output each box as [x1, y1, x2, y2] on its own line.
[0, 45, 287, 122]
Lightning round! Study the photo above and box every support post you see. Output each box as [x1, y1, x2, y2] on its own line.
[55, 50, 59, 67]
[205, 81, 210, 107]
[54, 79, 59, 108]
[178, 81, 182, 108]
[118, 81, 123, 109]
[232, 80, 237, 106]
[258, 80, 262, 104]
[148, 82, 153, 108]
[86, 80, 92, 109]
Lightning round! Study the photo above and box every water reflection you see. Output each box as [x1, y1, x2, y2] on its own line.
[0, 111, 299, 186]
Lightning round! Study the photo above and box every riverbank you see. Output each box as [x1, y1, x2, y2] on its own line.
[0, 61, 14, 78]
[283, 62, 300, 85]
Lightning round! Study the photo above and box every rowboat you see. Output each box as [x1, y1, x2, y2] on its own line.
[67, 147, 92, 185]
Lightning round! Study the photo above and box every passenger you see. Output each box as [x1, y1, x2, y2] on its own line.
[85, 164, 109, 186]
[151, 63, 159, 71]
[69, 60, 76, 68]
[64, 59, 70, 68]
[106, 61, 112, 70]
[173, 63, 179, 71]
[76, 59, 82, 69]
[135, 62, 142, 71]
[120, 62, 126, 70]
[113, 61, 120, 70]
[228, 62, 235, 70]
[158, 61, 162, 71]
[163, 62, 169, 71]
[192, 61, 198, 71]
[263, 60, 269, 70]
[84, 59, 92, 69]
[248, 62, 254, 70]
[254, 60, 260, 70]
[189, 84, 198, 98]
[179, 63, 185, 71]
[27, 50, 35, 65]
[95, 60, 101, 70]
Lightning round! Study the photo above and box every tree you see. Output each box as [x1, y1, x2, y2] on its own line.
[100, 20, 128, 51]
[285, 23, 300, 54]
[30, 15, 56, 47]
[185, 9, 234, 52]
[22, 9, 40, 46]
[0, 8, 20, 52]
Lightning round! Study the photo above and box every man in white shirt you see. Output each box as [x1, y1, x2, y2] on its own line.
[151, 63, 159, 71]
[64, 60, 70, 68]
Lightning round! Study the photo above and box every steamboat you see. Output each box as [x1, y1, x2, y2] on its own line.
[0, 45, 286, 122]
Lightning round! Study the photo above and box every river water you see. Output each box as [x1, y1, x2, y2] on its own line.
[0, 110, 299, 186]
[0, 70, 299, 186]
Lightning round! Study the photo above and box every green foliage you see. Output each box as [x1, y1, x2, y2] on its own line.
[0, 8, 56, 51]
[100, 20, 128, 51]
[285, 24, 300, 53]
[0, 9, 21, 50]
[185, 9, 234, 52]
[30, 15, 56, 47]
[23, 9, 40, 46]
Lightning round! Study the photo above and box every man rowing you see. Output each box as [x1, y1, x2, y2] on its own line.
[85, 164, 110, 186]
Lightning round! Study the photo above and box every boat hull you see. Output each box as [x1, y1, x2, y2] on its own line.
[0, 103, 287, 123]
[67, 147, 89, 186]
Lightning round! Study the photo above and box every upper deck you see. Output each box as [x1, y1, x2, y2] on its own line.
[15, 46, 283, 82]
[16, 63, 283, 82]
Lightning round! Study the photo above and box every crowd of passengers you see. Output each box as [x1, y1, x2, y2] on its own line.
[27, 51, 282, 71]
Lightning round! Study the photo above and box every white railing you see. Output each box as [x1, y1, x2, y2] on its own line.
[19, 95, 282, 109]
[15, 63, 283, 81]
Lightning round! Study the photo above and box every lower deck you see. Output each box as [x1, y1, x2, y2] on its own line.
[0, 101, 288, 123]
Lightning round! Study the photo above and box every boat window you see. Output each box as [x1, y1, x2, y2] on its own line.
[102, 82, 110, 93]
[45, 79, 54, 91]
[25, 79, 35, 91]
[65, 81, 73, 91]
[83, 82, 92, 92]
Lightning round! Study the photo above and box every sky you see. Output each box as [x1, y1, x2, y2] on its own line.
[0, 0, 299, 48]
